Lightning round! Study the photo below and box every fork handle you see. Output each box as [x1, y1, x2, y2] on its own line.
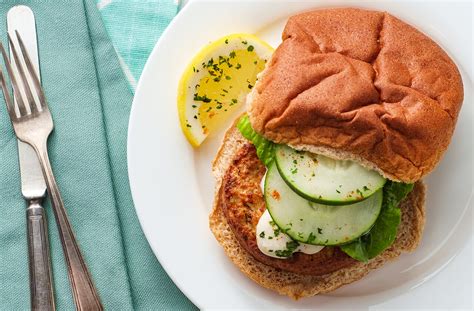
[27, 199, 56, 311]
[35, 141, 103, 311]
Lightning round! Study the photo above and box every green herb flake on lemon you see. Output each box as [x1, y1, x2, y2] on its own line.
[178, 34, 273, 147]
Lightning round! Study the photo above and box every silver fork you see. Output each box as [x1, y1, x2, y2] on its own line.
[0, 31, 103, 311]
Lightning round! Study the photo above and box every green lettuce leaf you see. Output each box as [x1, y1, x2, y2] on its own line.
[340, 181, 414, 262]
[236, 115, 275, 167]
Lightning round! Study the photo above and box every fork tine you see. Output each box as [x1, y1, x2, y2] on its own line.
[8, 33, 38, 114]
[0, 67, 16, 120]
[0, 42, 27, 116]
[15, 31, 45, 111]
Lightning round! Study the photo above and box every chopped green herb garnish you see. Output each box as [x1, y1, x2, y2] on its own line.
[225, 75, 231, 80]
[273, 228, 281, 237]
[229, 51, 236, 58]
[317, 228, 323, 234]
[275, 240, 299, 257]
[247, 45, 254, 52]
[307, 232, 316, 244]
[194, 94, 212, 103]
[225, 39, 229, 44]
[236, 63, 242, 69]
[336, 189, 341, 194]
[259, 231, 265, 238]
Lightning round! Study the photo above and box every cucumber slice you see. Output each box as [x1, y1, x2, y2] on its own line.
[264, 163, 383, 246]
[275, 145, 386, 205]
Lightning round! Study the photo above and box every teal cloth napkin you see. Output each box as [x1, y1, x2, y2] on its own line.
[0, 0, 195, 309]
[98, 0, 179, 89]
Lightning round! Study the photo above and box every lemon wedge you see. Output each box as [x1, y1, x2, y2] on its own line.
[178, 34, 273, 147]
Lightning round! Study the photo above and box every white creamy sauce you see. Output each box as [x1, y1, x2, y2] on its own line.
[256, 209, 324, 259]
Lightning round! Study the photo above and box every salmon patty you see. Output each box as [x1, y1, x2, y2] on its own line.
[220, 143, 356, 276]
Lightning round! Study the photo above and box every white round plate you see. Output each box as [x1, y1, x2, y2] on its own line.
[128, 0, 473, 309]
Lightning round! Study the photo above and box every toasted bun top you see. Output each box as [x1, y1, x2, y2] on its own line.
[248, 8, 463, 182]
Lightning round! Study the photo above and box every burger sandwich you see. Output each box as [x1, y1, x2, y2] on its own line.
[210, 8, 463, 299]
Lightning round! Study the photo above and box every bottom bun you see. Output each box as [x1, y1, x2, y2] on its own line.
[209, 122, 426, 299]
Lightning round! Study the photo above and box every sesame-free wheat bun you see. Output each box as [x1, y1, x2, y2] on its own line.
[248, 8, 464, 183]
